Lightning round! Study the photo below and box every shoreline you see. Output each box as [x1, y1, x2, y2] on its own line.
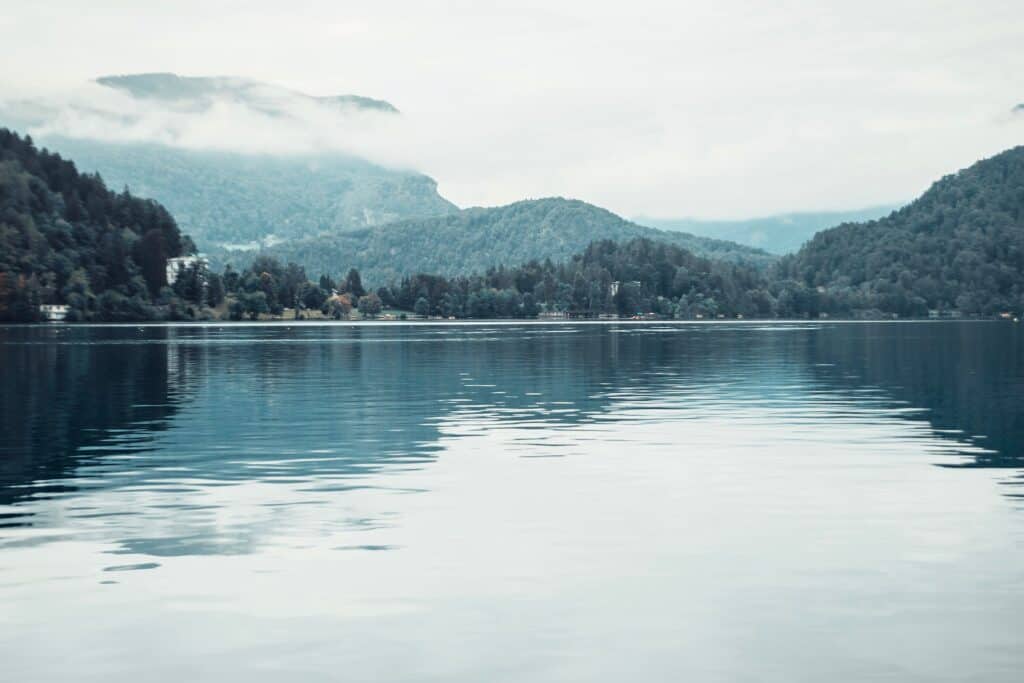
[1, 317, 1014, 329]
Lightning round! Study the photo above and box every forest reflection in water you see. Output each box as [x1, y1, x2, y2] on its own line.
[2, 322, 1020, 514]
[1, 321, 1022, 682]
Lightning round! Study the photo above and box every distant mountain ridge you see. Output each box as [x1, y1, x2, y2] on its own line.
[95, 73, 400, 114]
[636, 206, 900, 254]
[234, 197, 777, 284]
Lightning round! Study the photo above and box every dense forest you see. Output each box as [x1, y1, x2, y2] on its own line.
[244, 197, 777, 284]
[379, 238, 777, 318]
[218, 239, 810, 320]
[4, 124, 1022, 323]
[782, 146, 1024, 317]
[0, 129, 196, 321]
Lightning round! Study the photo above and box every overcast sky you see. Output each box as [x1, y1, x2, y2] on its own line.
[1, 0, 1022, 219]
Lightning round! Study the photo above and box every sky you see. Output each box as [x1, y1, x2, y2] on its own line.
[1, 0, 1022, 219]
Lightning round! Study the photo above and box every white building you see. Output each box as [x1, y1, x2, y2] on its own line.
[39, 304, 69, 322]
[609, 280, 641, 297]
[166, 255, 208, 286]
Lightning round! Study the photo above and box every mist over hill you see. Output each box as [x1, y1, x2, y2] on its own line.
[1, 73, 458, 249]
[95, 73, 400, 114]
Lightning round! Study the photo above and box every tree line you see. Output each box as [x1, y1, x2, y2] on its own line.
[4, 126, 1022, 323]
[215, 239, 825, 320]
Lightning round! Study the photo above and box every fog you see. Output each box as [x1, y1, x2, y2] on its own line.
[4, 80, 412, 160]
[1, 0, 1022, 218]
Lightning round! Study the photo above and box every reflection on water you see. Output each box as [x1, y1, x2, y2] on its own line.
[1, 322, 1023, 681]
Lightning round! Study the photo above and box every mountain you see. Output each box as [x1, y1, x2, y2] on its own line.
[41, 136, 457, 248]
[236, 197, 777, 284]
[0, 73, 457, 250]
[0, 129, 193, 321]
[636, 206, 899, 255]
[95, 72, 400, 114]
[782, 146, 1024, 317]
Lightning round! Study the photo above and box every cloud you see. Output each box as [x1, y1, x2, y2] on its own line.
[2, 78, 412, 163]
[1, 1, 1022, 219]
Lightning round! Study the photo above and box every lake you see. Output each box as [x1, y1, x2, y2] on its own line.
[1, 321, 1023, 681]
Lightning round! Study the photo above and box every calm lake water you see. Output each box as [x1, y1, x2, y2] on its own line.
[2, 321, 1023, 681]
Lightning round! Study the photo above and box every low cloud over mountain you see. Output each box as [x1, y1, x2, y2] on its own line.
[0, 72, 411, 161]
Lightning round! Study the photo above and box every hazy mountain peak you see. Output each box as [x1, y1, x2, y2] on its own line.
[96, 72, 251, 100]
[635, 206, 901, 254]
[95, 72, 400, 114]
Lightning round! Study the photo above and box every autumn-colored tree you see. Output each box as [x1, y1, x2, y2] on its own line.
[326, 293, 353, 320]
[358, 292, 382, 318]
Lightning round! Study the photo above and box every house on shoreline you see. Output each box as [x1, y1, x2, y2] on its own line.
[38, 304, 69, 322]
[166, 255, 209, 286]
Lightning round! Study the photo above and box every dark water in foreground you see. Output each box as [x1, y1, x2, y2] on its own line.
[1, 321, 1023, 681]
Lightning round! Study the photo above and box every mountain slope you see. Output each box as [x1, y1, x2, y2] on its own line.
[0, 129, 191, 321]
[637, 206, 899, 254]
[783, 146, 1024, 316]
[42, 136, 457, 247]
[239, 197, 777, 284]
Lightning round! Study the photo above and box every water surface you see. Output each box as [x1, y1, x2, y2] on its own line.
[1, 321, 1023, 681]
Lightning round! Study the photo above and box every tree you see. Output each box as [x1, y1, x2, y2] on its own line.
[300, 282, 327, 311]
[281, 262, 308, 310]
[206, 272, 225, 307]
[240, 291, 268, 320]
[326, 293, 353, 320]
[228, 299, 246, 321]
[258, 271, 277, 307]
[358, 292, 383, 318]
[222, 265, 240, 292]
[414, 296, 430, 317]
[136, 229, 167, 295]
[344, 268, 366, 299]
[173, 262, 205, 304]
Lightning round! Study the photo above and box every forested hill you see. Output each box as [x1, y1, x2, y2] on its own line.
[0, 129, 191, 321]
[781, 146, 1024, 316]
[38, 136, 458, 248]
[240, 197, 777, 284]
